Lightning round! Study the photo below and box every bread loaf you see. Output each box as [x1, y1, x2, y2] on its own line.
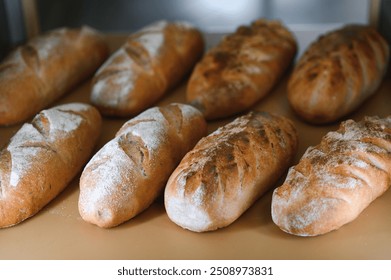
[271, 116, 391, 236]
[186, 19, 297, 120]
[0, 103, 102, 228]
[0, 26, 109, 126]
[78, 103, 207, 228]
[90, 21, 204, 117]
[288, 25, 389, 124]
[164, 111, 298, 232]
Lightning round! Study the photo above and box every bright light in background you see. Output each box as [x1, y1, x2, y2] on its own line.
[179, 0, 264, 32]
[35, 0, 370, 34]
[175, 0, 368, 33]
[197, 0, 253, 15]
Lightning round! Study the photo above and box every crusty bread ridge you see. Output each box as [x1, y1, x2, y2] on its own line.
[187, 18, 297, 120]
[164, 111, 298, 232]
[288, 24, 389, 124]
[0, 26, 109, 126]
[271, 116, 391, 236]
[90, 21, 204, 117]
[0, 103, 102, 228]
[78, 103, 207, 228]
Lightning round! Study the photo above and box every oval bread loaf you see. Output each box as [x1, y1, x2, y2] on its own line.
[78, 103, 207, 228]
[0, 103, 102, 228]
[164, 111, 298, 232]
[90, 21, 204, 117]
[288, 24, 389, 124]
[186, 19, 297, 120]
[271, 116, 391, 236]
[0, 26, 109, 126]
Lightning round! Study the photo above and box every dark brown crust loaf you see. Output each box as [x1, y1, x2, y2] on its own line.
[0, 27, 109, 126]
[78, 103, 207, 228]
[164, 111, 298, 232]
[288, 25, 389, 124]
[0, 103, 102, 228]
[90, 21, 204, 117]
[186, 19, 297, 120]
[271, 116, 391, 236]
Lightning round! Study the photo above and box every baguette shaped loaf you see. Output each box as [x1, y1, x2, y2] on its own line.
[272, 116, 391, 236]
[90, 21, 204, 117]
[78, 103, 207, 228]
[165, 111, 298, 232]
[0, 103, 102, 228]
[0, 26, 109, 126]
[186, 19, 297, 120]
[288, 25, 389, 124]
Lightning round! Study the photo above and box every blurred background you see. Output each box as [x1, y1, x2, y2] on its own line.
[1, 0, 390, 59]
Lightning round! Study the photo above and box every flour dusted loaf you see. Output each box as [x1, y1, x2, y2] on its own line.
[187, 19, 297, 120]
[0, 27, 109, 126]
[0, 103, 101, 228]
[165, 111, 298, 232]
[288, 24, 389, 124]
[272, 116, 391, 236]
[78, 103, 207, 228]
[91, 21, 204, 117]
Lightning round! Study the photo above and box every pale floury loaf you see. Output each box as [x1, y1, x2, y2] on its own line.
[272, 116, 391, 236]
[78, 103, 207, 228]
[165, 111, 298, 232]
[0, 103, 102, 228]
[90, 21, 204, 117]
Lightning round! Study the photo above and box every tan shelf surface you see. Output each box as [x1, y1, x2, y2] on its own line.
[0, 33, 390, 260]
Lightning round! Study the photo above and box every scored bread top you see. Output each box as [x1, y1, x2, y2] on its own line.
[78, 103, 207, 228]
[165, 111, 298, 232]
[0, 103, 101, 228]
[288, 25, 389, 124]
[272, 115, 391, 236]
[187, 18, 297, 120]
[90, 21, 204, 117]
[0, 27, 109, 126]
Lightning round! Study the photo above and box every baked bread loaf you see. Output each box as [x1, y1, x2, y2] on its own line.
[272, 116, 391, 236]
[0, 26, 109, 126]
[90, 21, 204, 117]
[165, 111, 298, 232]
[288, 24, 389, 124]
[78, 103, 207, 228]
[0, 103, 102, 228]
[186, 19, 297, 120]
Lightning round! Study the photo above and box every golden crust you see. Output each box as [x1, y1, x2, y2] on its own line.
[0, 27, 109, 126]
[0, 103, 101, 228]
[288, 25, 389, 124]
[90, 21, 204, 117]
[187, 19, 297, 120]
[272, 116, 391, 236]
[165, 111, 298, 232]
